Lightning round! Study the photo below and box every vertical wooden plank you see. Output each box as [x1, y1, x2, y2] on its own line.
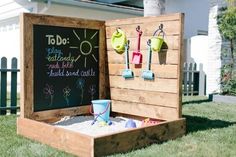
[20, 13, 27, 118]
[11, 57, 18, 114]
[177, 13, 184, 118]
[0, 57, 7, 115]
[21, 13, 34, 118]
[98, 23, 107, 99]
[188, 63, 193, 96]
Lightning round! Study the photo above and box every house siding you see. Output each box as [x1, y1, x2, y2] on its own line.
[207, 0, 227, 94]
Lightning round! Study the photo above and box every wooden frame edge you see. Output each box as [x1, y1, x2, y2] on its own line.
[17, 117, 95, 157]
[177, 13, 185, 118]
[17, 116, 185, 157]
[93, 118, 186, 156]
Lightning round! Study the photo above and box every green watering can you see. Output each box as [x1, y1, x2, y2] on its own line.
[151, 24, 165, 52]
[111, 28, 127, 54]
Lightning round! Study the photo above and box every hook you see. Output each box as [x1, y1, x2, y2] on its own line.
[147, 39, 151, 46]
[153, 23, 165, 37]
[159, 24, 163, 30]
[116, 27, 121, 33]
[136, 25, 140, 32]
[136, 25, 142, 35]
[126, 40, 130, 49]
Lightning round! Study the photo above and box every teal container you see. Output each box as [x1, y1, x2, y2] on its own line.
[91, 100, 111, 122]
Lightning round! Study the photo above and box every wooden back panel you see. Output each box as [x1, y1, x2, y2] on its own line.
[105, 13, 184, 120]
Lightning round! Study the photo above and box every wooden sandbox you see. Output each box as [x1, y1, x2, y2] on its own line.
[17, 13, 185, 157]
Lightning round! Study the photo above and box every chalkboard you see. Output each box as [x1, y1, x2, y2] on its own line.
[33, 25, 99, 112]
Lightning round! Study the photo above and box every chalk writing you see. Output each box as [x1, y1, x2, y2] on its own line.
[46, 53, 80, 63]
[80, 68, 95, 77]
[46, 34, 70, 46]
[62, 61, 74, 69]
[47, 68, 96, 77]
[46, 47, 63, 57]
[33, 25, 99, 111]
[46, 61, 74, 70]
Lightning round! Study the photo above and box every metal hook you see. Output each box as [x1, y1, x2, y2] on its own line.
[136, 25, 140, 31]
[159, 23, 163, 30]
[153, 23, 165, 37]
[126, 40, 130, 49]
[116, 27, 121, 33]
[136, 25, 142, 35]
[147, 39, 151, 46]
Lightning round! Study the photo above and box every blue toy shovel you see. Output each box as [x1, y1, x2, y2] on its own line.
[141, 40, 154, 80]
[122, 40, 133, 78]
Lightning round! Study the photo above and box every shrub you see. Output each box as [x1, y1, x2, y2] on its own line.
[217, 2, 236, 96]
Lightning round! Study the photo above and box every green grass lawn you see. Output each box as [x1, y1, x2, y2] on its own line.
[0, 96, 236, 157]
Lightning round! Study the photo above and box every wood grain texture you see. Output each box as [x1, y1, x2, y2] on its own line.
[94, 118, 186, 156]
[18, 14, 185, 157]
[17, 117, 94, 157]
[31, 105, 90, 121]
[105, 13, 181, 26]
[109, 76, 178, 93]
[20, 13, 25, 118]
[20, 13, 34, 118]
[109, 64, 178, 78]
[20, 13, 106, 119]
[98, 22, 107, 99]
[107, 35, 179, 51]
[23, 13, 104, 29]
[106, 13, 184, 120]
[177, 14, 185, 118]
[110, 88, 178, 108]
[107, 49, 179, 65]
[17, 116, 185, 157]
[106, 20, 181, 38]
[111, 100, 179, 120]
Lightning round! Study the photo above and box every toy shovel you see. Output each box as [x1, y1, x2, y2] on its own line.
[132, 26, 142, 64]
[142, 39, 154, 80]
[122, 40, 133, 78]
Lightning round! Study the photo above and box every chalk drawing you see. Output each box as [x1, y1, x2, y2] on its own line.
[43, 84, 54, 106]
[63, 86, 71, 106]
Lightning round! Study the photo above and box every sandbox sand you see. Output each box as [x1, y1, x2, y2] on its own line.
[53, 116, 142, 137]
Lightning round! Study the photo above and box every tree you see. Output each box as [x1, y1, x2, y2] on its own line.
[217, 1, 236, 95]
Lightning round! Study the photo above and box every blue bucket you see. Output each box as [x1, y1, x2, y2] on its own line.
[91, 100, 111, 122]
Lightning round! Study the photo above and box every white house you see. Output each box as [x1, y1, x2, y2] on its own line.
[0, 0, 142, 69]
[0, 0, 143, 91]
[0, 0, 226, 95]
